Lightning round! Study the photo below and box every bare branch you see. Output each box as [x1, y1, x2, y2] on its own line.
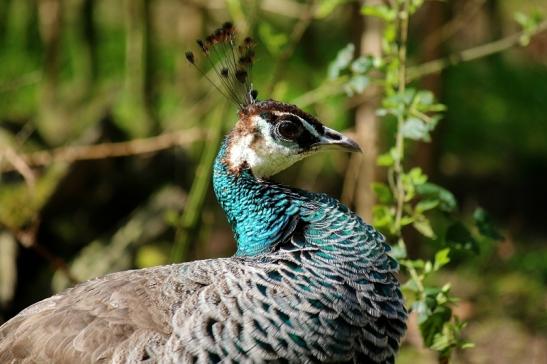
[1, 219, 79, 285]
[1, 148, 37, 187]
[408, 20, 547, 82]
[261, 0, 309, 18]
[0, 128, 206, 173]
[291, 77, 347, 108]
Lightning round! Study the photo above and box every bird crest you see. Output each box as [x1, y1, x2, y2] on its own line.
[185, 22, 258, 108]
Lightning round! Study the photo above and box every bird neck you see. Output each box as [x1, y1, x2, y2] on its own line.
[213, 138, 301, 256]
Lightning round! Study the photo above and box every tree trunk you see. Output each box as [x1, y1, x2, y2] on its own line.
[414, 0, 445, 176]
[344, 0, 383, 222]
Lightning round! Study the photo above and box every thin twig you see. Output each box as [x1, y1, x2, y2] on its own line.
[1, 220, 79, 285]
[261, 0, 309, 18]
[393, 0, 410, 232]
[291, 77, 347, 108]
[408, 19, 547, 81]
[1, 148, 37, 187]
[291, 18, 547, 109]
[266, 0, 317, 95]
[422, 0, 487, 50]
[0, 128, 206, 173]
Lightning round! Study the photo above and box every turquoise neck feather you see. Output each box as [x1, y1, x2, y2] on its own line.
[213, 138, 390, 263]
[213, 139, 302, 256]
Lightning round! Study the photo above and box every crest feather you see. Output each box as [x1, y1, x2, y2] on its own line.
[186, 22, 257, 108]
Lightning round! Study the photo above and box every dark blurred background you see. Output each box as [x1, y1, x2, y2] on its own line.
[0, 1, 546, 363]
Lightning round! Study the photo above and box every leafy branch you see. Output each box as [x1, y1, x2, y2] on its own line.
[293, 11, 547, 109]
[324, 0, 519, 361]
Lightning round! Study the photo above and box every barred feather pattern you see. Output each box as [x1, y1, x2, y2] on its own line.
[162, 199, 407, 363]
[0, 139, 406, 363]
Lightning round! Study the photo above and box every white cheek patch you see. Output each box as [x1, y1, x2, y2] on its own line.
[227, 115, 308, 178]
[227, 133, 255, 167]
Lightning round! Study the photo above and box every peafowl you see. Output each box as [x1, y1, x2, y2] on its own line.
[0, 23, 407, 363]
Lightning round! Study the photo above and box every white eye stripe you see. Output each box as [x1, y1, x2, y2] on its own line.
[272, 112, 321, 138]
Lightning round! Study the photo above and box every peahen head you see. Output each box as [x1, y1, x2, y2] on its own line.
[224, 100, 360, 178]
[186, 22, 360, 179]
[187, 22, 361, 254]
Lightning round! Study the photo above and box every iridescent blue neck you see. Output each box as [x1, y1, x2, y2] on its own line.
[213, 139, 301, 256]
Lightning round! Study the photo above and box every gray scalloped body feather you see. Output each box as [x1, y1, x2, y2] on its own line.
[0, 139, 407, 363]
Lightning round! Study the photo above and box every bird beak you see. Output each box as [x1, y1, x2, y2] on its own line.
[314, 126, 362, 153]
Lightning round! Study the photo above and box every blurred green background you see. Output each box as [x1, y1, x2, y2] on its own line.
[0, 0, 546, 363]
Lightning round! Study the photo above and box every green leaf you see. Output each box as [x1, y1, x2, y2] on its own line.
[401, 88, 417, 105]
[402, 279, 420, 293]
[400, 168, 427, 201]
[430, 330, 451, 352]
[401, 117, 433, 142]
[413, 301, 428, 320]
[328, 43, 355, 79]
[405, 259, 425, 269]
[419, 305, 452, 348]
[372, 205, 394, 228]
[409, 0, 425, 14]
[408, 167, 428, 186]
[413, 216, 436, 239]
[361, 4, 396, 21]
[416, 90, 434, 105]
[413, 90, 446, 114]
[400, 215, 414, 226]
[343, 75, 369, 96]
[445, 222, 479, 253]
[514, 12, 529, 28]
[390, 239, 407, 259]
[416, 182, 457, 212]
[461, 342, 476, 349]
[416, 199, 439, 213]
[377, 151, 394, 166]
[434, 248, 451, 271]
[372, 182, 393, 203]
[514, 11, 544, 31]
[473, 207, 504, 240]
[351, 56, 374, 74]
[514, 11, 545, 45]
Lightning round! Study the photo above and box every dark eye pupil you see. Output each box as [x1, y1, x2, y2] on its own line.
[278, 121, 302, 139]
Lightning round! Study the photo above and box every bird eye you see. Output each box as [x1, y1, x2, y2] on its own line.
[276, 120, 303, 140]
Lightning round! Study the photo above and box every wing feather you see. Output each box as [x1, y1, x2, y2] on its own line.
[0, 265, 192, 363]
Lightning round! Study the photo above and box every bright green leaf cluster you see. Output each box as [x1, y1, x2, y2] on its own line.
[345, 1, 505, 360]
[514, 11, 545, 46]
[380, 88, 445, 142]
[328, 45, 381, 96]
